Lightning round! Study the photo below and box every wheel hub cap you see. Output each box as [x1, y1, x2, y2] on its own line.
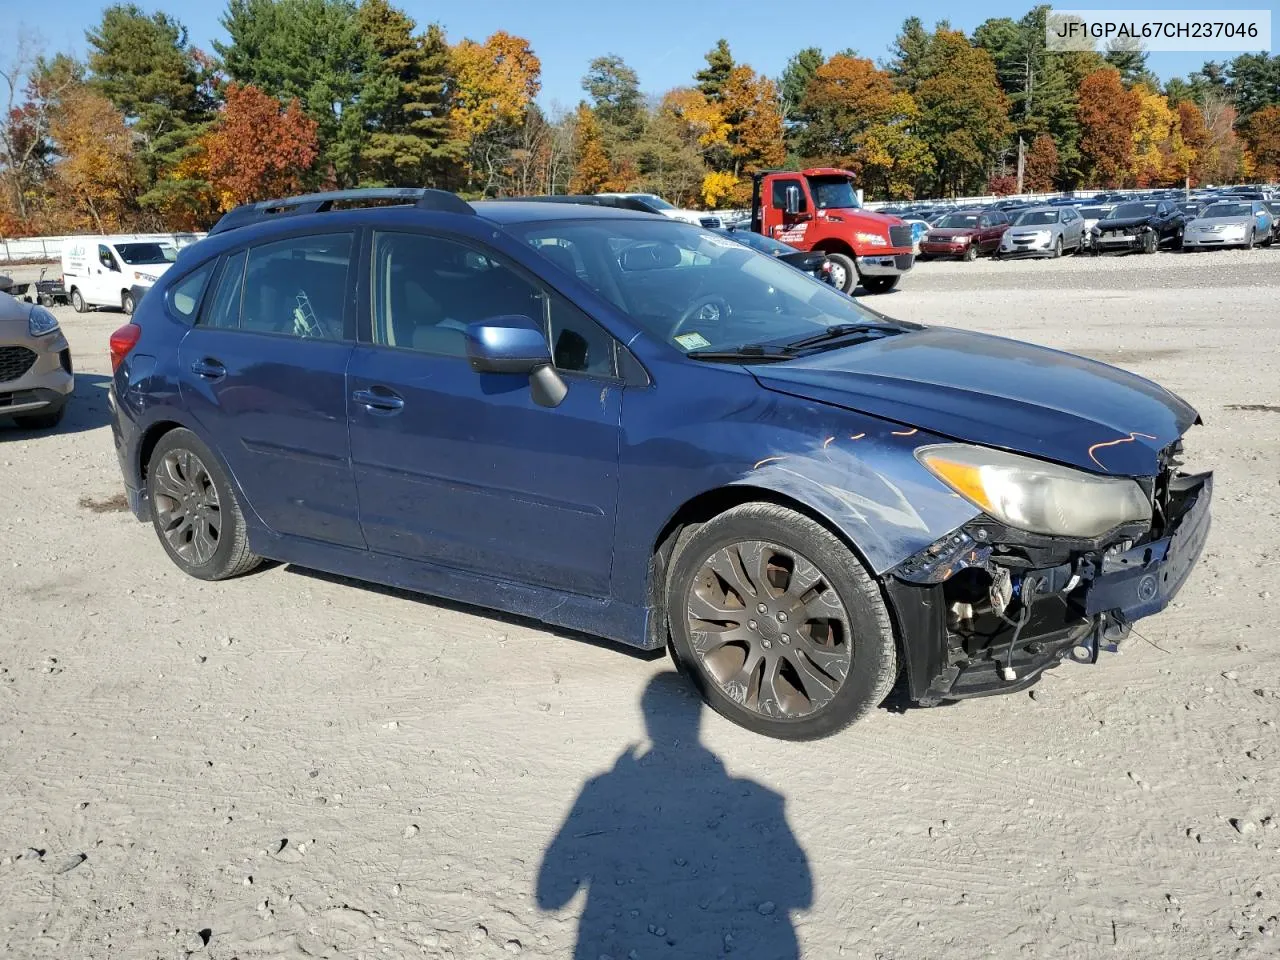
[685, 540, 853, 720]
[152, 449, 221, 565]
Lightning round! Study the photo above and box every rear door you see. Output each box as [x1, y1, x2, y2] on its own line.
[176, 231, 365, 548]
[347, 229, 622, 596]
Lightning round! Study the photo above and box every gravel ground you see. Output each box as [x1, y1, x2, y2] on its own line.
[1, 250, 1278, 960]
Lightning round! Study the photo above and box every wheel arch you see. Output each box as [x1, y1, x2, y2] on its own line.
[810, 238, 855, 258]
[643, 483, 882, 651]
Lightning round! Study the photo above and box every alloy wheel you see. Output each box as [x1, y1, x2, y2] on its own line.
[684, 539, 853, 719]
[152, 449, 221, 565]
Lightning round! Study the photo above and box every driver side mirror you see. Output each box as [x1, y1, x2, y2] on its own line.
[465, 314, 567, 408]
[784, 185, 802, 216]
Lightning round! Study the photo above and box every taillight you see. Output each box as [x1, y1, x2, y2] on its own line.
[109, 323, 141, 372]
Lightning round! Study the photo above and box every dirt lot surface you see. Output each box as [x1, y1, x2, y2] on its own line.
[2, 250, 1278, 959]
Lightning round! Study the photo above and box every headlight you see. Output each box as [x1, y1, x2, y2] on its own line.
[916, 443, 1152, 538]
[28, 305, 59, 337]
[854, 232, 888, 246]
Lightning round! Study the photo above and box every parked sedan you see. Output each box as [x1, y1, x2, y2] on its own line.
[721, 227, 836, 284]
[1076, 205, 1114, 251]
[919, 210, 1010, 260]
[1181, 200, 1274, 250]
[995, 206, 1085, 258]
[0, 290, 74, 429]
[1090, 200, 1189, 254]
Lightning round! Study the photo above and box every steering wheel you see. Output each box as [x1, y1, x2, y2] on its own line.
[671, 296, 731, 339]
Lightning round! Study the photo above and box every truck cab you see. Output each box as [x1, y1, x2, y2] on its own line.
[750, 169, 913, 294]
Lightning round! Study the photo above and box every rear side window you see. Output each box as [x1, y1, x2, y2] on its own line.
[201, 250, 247, 329]
[239, 234, 352, 340]
[167, 262, 215, 320]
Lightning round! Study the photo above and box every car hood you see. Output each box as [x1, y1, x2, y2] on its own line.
[751, 326, 1200, 476]
[1189, 215, 1251, 228]
[1095, 215, 1156, 231]
[0, 290, 33, 333]
[1006, 223, 1060, 235]
[926, 227, 978, 238]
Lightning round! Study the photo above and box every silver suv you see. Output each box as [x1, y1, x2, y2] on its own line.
[0, 291, 73, 429]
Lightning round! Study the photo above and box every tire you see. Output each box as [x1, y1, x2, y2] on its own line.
[146, 428, 263, 581]
[38, 294, 54, 307]
[665, 502, 898, 740]
[962, 244, 977, 262]
[1246, 229, 1255, 250]
[1050, 236, 1063, 259]
[859, 275, 899, 294]
[13, 404, 66, 430]
[70, 288, 86, 313]
[825, 252, 856, 294]
[1142, 230, 1158, 254]
[122, 291, 135, 315]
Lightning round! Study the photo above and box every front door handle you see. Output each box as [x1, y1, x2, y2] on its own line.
[190, 358, 226, 380]
[353, 386, 405, 414]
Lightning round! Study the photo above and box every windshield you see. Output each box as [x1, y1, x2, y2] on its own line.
[1014, 210, 1060, 225]
[1201, 202, 1252, 218]
[935, 213, 981, 229]
[115, 242, 177, 265]
[808, 176, 861, 210]
[723, 230, 795, 256]
[513, 218, 888, 355]
[1107, 203, 1158, 219]
[634, 194, 675, 211]
[1078, 207, 1107, 219]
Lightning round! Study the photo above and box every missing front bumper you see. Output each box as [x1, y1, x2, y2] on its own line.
[885, 472, 1213, 704]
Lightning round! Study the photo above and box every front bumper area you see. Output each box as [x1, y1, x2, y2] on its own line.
[856, 252, 914, 276]
[885, 471, 1212, 704]
[0, 332, 73, 416]
[998, 233, 1055, 257]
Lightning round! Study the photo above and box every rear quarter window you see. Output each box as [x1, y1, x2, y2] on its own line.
[166, 262, 216, 320]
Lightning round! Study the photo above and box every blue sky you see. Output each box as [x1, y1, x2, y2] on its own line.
[12, 0, 1278, 111]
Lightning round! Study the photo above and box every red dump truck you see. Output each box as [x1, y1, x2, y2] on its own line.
[748, 168, 914, 294]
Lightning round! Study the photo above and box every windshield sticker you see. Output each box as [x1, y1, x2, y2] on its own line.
[700, 233, 738, 248]
[674, 332, 711, 350]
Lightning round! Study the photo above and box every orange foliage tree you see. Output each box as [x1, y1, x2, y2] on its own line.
[568, 102, 611, 193]
[50, 86, 139, 232]
[1077, 68, 1138, 187]
[202, 84, 318, 212]
[720, 65, 785, 184]
[449, 31, 540, 141]
[1023, 134, 1060, 191]
[1176, 101, 1208, 185]
[1242, 105, 1280, 181]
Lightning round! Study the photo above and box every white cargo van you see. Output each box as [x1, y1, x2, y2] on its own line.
[61, 236, 178, 315]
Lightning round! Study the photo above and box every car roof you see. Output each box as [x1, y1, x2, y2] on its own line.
[1013, 206, 1063, 213]
[466, 200, 666, 225]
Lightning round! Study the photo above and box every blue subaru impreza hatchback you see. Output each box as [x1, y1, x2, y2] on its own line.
[108, 189, 1211, 739]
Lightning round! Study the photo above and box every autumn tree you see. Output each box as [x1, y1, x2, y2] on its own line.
[357, 2, 461, 187]
[203, 83, 318, 210]
[1198, 93, 1246, 183]
[567, 102, 612, 193]
[0, 43, 81, 229]
[797, 54, 931, 199]
[913, 29, 1010, 195]
[1023, 134, 1059, 190]
[50, 86, 140, 232]
[1242, 105, 1280, 181]
[695, 39, 735, 101]
[1077, 68, 1138, 186]
[1175, 100, 1208, 184]
[217, 0, 378, 187]
[719, 65, 784, 199]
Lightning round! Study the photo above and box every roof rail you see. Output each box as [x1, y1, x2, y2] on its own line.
[207, 188, 475, 235]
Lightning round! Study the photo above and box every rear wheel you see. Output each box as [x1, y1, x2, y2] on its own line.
[70, 288, 86, 313]
[859, 275, 899, 294]
[147, 428, 262, 581]
[122, 291, 135, 315]
[666, 503, 897, 740]
[825, 252, 856, 294]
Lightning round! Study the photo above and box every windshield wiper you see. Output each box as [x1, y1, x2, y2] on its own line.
[781, 323, 890, 351]
[686, 343, 793, 363]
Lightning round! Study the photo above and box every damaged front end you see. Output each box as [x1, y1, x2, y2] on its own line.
[885, 441, 1212, 703]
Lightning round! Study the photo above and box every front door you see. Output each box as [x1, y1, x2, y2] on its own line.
[176, 232, 365, 548]
[347, 230, 622, 597]
[765, 177, 811, 247]
[89, 244, 122, 306]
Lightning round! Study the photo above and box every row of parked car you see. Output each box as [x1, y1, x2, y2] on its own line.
[882, 186, 1280, 262]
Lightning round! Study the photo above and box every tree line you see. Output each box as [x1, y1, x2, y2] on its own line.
[2, 1, 1279, 237]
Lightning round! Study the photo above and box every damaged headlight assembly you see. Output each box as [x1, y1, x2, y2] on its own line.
[915, 443, 1152, 538]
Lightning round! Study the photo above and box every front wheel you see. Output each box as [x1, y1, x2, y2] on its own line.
[147, 428, 263, 581]
[962, 244, 977, 262]
[666, 503, 898, 740]
[1050, 236, 1063, 259]
[1142, 230, 1158, 254]
[825, 252, 857, 294]
[1246, 229, 1256, 250]
[859, 275, 899, 294]
[70, 288, 86, 313]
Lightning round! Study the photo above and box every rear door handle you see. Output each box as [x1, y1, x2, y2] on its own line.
[190, 358, 226, 380]
[353, 386, 405, 414]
